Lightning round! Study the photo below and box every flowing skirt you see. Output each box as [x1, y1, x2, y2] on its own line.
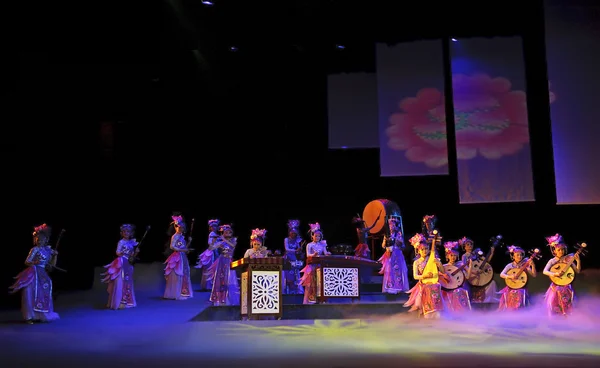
[284, 252, 304, 294]
[354, 243, 370, 258]
[442, 287, 471, 312]
[545, 283, 574, 316]
[300, 264, 317, 304]
[197, 248, 217, 290]
[378, 247, 409, 294]
[466, 281, 498, 304]
[102, 256, 137, 309]
[404, 282, 444, 318]
[207, 256, 240, 306]
[164, 252, 193, 300]
[9, 265, 60, 322]
[497, 286, 529, 311]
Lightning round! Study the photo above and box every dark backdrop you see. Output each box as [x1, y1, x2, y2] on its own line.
[3, 0, 597, 309]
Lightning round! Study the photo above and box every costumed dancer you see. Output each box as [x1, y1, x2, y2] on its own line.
[101, 224, 138, 309]
[284, 219, 304, 294]
[9, 224, 60, 324]
[378, 216, 409, 294]
[207, 224, 240, 306]
[195, 219, 220, 291]
[163, 216, 193, 300]
[300, 223, 331, 304]
[164, 211, 184, 257]
[542, 234, 581, 317]
[403, 233, 445, 319]
[352, 212, 380, 258]
[460, 236, 498, 304]
[497, 245, 536, 311]
[441, 241, 471, 312]
[244, 228, 270, 258]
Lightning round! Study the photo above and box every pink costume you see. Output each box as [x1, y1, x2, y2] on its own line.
[378, 217, 409, 294]
[404, 233, 445, 318]
[244, 228, 270, 259]
[9, 224, 60, 323]
[543, 234, 579, 317]
[497, 245, 536, 311]
[300, 223, 330, 304]
[441, 241, 471, 312]
[459, 237, 498, 304]
[196, 219, 220, 291]
[352, 215, 378, 258]
[284, 220, 304, 295]
[207, 224, 240, 306]
[163, 216, 193, 300]
[101, 224, 138, 309]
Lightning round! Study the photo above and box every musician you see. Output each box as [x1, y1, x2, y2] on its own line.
[9, 224, 60, 324]
[441, 241, 471, 312]
[498, 245, 536, 311]
[207, 224, 240, 306]
[542, 234, 581, 317]
[378, 216, 409, 294]
[101, 224, 138, 310]
[403, 233, 446, 319]
[284, 220, 304, 294]
[300, 223, 331, 304]
[163, 216, 194, 300]
[244, 228, 270, 258]
[195, 219, 220, 291]
[352, 213, 379, 258]
[164, 211, 184, 257]
[460, 236, 498, 304]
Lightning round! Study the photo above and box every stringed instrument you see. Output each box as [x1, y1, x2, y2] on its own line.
[129, 225, 151, 264]
[468, 235, 503, 287]
[505, 249, 542, 289]
[550, 243, 587, 286]
[422, 230, 441, 285]
[440, 251, 482, 290]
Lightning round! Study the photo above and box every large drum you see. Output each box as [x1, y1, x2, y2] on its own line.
[362, 199, 402, 235]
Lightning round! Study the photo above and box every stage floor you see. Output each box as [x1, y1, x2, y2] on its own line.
[1, 286, 600, 368]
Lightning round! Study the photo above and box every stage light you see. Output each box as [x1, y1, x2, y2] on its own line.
[451, 38, 458, 42]
[335, 44, 345, 50]
[202, 1, 214, 6]
[229, 46, 238, 52]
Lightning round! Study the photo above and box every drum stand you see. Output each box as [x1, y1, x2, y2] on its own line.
[368, 234, 383, 261]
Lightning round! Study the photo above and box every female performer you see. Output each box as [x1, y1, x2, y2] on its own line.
[300, 223, 331, 304]
[163, 216, 193, 300]
[543, 234, 581, 317]
[207, 224, 240, 306]
[284, 220, 304, 294]
[9, 224, 60, 324]
[497, 245, 536, 311]
[244, 228, 269, 258]
[101, 224, 138, 309]
[378, 216, 409, 294]
[352, 213, 380, 258]
[196, 219, 220, 291]
[460, 236, 498, 304]
[441, 241, 471, 312]
[403, 233, 446, 318]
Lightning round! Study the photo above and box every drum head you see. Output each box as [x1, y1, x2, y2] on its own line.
[363, 200, 386, 234]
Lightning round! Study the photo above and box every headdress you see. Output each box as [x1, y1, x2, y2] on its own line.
[309, 222, 322, 234]
[458, 237, 474, 249]
[287, 219, 300, 234]
[172, 215, 185, 227]
[507, 245, 524, 254]
[546, 233, 566, 256]
[220, 224, 233, 232]
[33, 223, 51, 238]
[120, 224, 136, 232]
[250, 228, 267, 243]
[208, 219, 220, 227]
[444, 241, 460, 255]
[409, 233, 427, 249]
[422, 215, 437, 234]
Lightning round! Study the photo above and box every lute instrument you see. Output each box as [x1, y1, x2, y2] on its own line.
[549, 243, 587, 286]
[440, 251, 482, 290]
[468, 235, 503, 287]
[422, 230, 441, 284]
[505, 249, 541, 289]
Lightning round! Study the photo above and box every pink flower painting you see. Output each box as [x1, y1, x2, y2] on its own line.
[385, 73, 557, 168]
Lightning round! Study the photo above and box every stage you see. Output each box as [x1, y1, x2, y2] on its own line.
[1, 263, 599, 367]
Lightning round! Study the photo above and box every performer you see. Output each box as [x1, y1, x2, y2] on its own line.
[441, 241, 471, 312]
[164, 211, 184, 257]
[300, 223, 331, 304]
[460, 236, 498, 304]
[195, 219, 220, 291]
[244, 228, 270, 258]
[101, 224, 138, 310]
[497, 245, 536, 311]
[284, 219, 304, 294]
[404, 233, 446, 318]
[352, 213, 380, 258]
[207, 224, 240, 306]
[543, 234, 581, 317]
[163, 216, 193, 300]
[9, 224, 60, 324]
[378, 216, 409, 294]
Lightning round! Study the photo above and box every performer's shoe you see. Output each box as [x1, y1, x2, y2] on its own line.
[25, 319, 34, 325]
